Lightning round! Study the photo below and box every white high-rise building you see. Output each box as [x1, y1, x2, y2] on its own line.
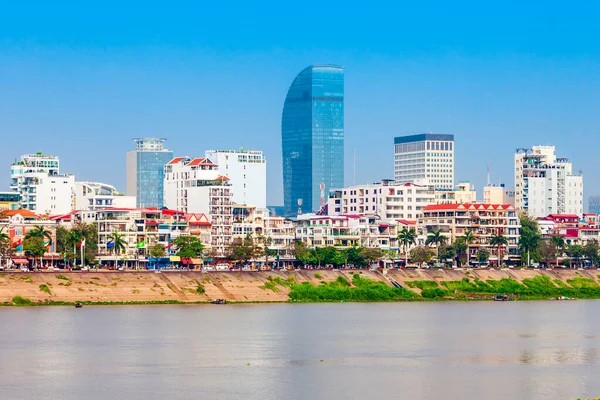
[163, 156, 233, 256]
[74, 182, 136, 211]
[10, 153, 74, 214]
[514, 145, 583, 217]
[205, 149, 266, 208]
[394, 133, 455, 190]
[327, 179, 436, 220]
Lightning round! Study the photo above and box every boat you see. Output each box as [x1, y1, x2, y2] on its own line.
[211, 299, 227, 304]
[494, 294, 513, 301]
[75, 302, 83, 308]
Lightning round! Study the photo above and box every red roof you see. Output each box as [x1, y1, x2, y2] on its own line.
[423, 203, 513, 211]
[547, 214, 580, 219]
[187, 157, 218, 167]
[216, 175, 230, 181]
[168, 157, 186, 165]
[396, 219, 417, 225]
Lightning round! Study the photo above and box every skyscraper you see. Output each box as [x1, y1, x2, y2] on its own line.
[281, 65, 344, 217]
[126, 138, 173, 208]
[394, 133, 455, 190]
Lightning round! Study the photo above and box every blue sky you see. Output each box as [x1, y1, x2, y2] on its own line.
[1, 1, 599, 207]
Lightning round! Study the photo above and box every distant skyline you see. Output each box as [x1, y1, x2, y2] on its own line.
[1, 1, 599, 207]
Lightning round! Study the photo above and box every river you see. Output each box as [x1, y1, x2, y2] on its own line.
[1, 301, 599, 400]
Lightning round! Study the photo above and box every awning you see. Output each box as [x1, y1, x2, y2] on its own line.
[181, 258, 192, 265]
[170, 256, 181, 262]
[11, 258, 29, 264]
[191, 258, 203, 265]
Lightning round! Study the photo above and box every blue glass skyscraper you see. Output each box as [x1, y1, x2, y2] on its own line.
[282, 65, 344, 216]
[126, 138, 173, 208]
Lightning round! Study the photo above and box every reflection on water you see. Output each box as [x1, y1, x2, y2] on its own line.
[1, 301, 600, 400]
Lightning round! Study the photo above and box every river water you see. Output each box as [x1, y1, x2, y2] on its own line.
[1, 301, 599, 400]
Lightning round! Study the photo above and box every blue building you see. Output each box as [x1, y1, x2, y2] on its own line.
[281, 65, 344, 217]
[126, 138, 173, 208]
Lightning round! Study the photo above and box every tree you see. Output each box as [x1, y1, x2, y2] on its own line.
[538, 240, 558, 267]
[227, 234, 258, 266]
[549, 234, 566, 268]
[0, 227, 13, 269]
[173, 235, 204, 259]
[451, 238, 468, 267]
[23, 236, 47, 267]
[25, 225, 52, 242]
[477, 248, 490, 264]
[566, 244, 584, 268]
[258, 235, 276, 267]
[410, 246, 434, 268]
[425, 229, 447, 263]
[73, 223, 98, 264]
[149, 243, 166, 259]
[438, 244, 456, 267]
[462, 230, 476, 266]
[397, 227, 417, 266]
[344, 246, 365, 267]
[108, 231, 127, 267]
[583, 240, 600, 266]
[490, 232, 509, 266]
[359, 247, 384, 268]
[519, 214, 542, 266]
[293, 240, 314, 266]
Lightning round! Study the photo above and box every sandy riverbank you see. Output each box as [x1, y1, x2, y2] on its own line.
[1, 268, 599, 305]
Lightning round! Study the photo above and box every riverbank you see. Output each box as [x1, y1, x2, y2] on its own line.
[1, 269, 600, 305]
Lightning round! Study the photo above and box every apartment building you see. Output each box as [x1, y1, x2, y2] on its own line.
[421, 203, 520, 265]
[483, 184, 515, 206]
[327, 179, 435, 220]
[0, 209, 58, 266]
[74, 182, 136, 211]
[435, 182, 476, 204]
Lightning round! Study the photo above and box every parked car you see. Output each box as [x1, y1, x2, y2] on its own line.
[215, 263, 230, 271]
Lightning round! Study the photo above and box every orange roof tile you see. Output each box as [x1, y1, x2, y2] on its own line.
[168, 157, 186, 165]
[1, 209, 39, 218]
[424, 203, 513, 211]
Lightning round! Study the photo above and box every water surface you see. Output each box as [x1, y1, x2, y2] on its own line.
[1, 301, 599, 400]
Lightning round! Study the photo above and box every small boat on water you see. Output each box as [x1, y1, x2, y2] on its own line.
[494, 294, 513, 301]
[75, 302, 83, 308]
[211, 299, 227, 304]
[556, 296, 575, 301]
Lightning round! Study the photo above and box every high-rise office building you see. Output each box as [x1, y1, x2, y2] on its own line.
[282, 65, 344, 217]
[514, 145, 583, 217]
[394, 134, 455, 190]
[589, 196, 600, 215]
[205, 149, 267, 209]
[126, 138, 173, 208]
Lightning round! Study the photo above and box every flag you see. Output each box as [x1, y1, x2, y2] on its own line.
[165, 243, 173, 249]
[43, 240, 51, 248]
[77, 238, 86, 248]
[12, 238, 22, 247]
[136, 240, 145, 249]
[106, 241, 115, 248]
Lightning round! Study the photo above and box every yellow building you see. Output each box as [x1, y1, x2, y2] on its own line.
[0, 192, 21, 211]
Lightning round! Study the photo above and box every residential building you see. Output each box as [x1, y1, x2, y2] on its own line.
[126, 138, 173, 208]
[10, 152, 74, 215]
[421, 203, 520, 265]
[327, 179, 435, 220]
[282, 65, 344, 216]
[589, 196, 600, 215]
[435, 182, 476, 204]
[205, 149, 267, 208]
[0, 192, 21, 211]
[163, 156, 233, 256]
[295, 214, 400, 252]
[394, 133, 455, 190]
[0, 209, 58, 266]
[74, 182, 135, 211]
[483, 184, 515, 206]
[514, 146, 583, 218]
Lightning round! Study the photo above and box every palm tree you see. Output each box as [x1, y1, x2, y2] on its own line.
[66, 229, 83, 266]
[490, 233, 509, 267]
[25, 225, 52, 268]
[397, 227, 417, 267]
[462, 230, 475, 267]
[425, 229, 447, 265]
[0, 227, 9, 269]
[550, 234, 566, 268]
[108, 232, 127, 268]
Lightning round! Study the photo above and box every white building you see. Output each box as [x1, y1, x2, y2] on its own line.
[514, 146, 583, 218]
[74, 182, 136, 211]
[435, 182, 477, 204]
[205, 149, 266, 208]
[10, 153, 74, 215]
[394, 133, 455, 190]
[483, 184, 515, 206]
[327, 179, 436, 220]
[164, 156, 233, 256]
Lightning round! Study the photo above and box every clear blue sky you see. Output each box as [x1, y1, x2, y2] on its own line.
[1, 1, 599, 207]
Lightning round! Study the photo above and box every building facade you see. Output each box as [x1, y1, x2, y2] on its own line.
[74, 182, 135, 211]
[0, 192, 21, 211]
[282, 65, 344, 216]
[327, 179, 435, 220]
[514, 146, 583, 218]
[205, 149, 267, 208]
[589, 196, 600, 215]
[10, 153, 74, 215]
[435, 182, 476, 204]
[126, 138, 173, 208]
[483, 184, 515, 206]
[421, 203, 520, 265]
[394, 134, 455, 190]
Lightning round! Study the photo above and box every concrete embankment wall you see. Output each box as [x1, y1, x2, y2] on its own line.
[0, 269, 598, 304]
